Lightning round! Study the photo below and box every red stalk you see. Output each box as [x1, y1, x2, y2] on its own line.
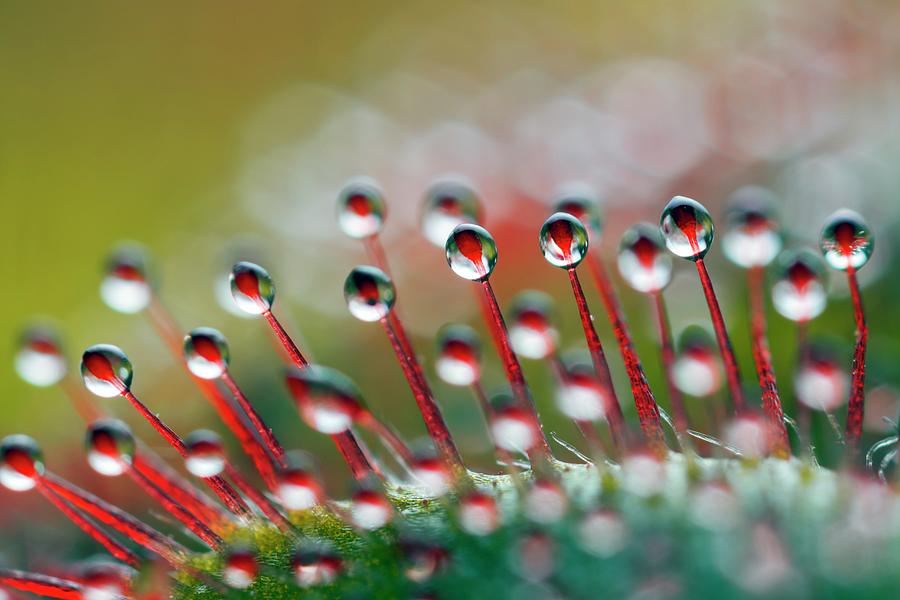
[132, 451, 229, 525]
[221, 371, 286, 464]
[650, 291, 688, 432]
[224, 463, 294, 533]
[357, 411, 416, 466]
[331, 432, 379, 481]
[844, 265, 868, 451]
[263, 310, 309, 368]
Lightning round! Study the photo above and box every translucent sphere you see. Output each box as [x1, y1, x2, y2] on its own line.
[343, 266, 396, 322]
[100, 246, 152, 314]
[579, 509, 627, 558]
[81, 344, 133, 398]
[617, 223, 673, 293]
[79, 562, 132, 600]
[458, 491, 498, 536]
[277, 458, 323, 511]
[445, 224, 498, 281]
[223, 548, 257, 589]
[185, 430, 227, 478]
[229, 262, 276, 315]
[285, 366, 364, 434]
[421, 179, 482, 247]
[621, 452, 666, 498]
[336, 178, 386, 239]
[771, 250, 828, 322]
[539, 212, 590, 269]
[15, 326, 67, 387]
[672, 329, 721, 397]
[351, 489, 393, 530]
[435, 324, 481, 387]
[795, 355, 848, 412]
[554, 190, 603, 238]
[0, 434, 44, 492]
[724, 414, 774, 459]
[293, 541, 342, 587]
[183, 327, 230, 379]
[509, 292, 558, 360]
[820, 209, 874, 271]
[659, 196, 715, 261]
[524, 480, 568, 524]
[410, 456, 451, 498]
[490, 405, 538, 454]
[555, 366, 608, 422]
[721, 187, 783, 269]
[86, 419, 135, 477]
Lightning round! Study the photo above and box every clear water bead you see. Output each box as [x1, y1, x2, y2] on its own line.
[795, 352, 848, 412]
[435, 324, 481, 387]
[81, 344, 133, 398]
[223, 548, 258, 589]
[459, 491, 499, 536]
[183, 327, 231, 379]
[509, 292, 558, 360]
[556, 365, 608, 422]
[100, 246, 152, 314]
[445, 224, 498, 281]
[553, 189, 603, 238]
[617, 223, 673, 293]
[672, 328, 721, 397]
[229, 262, 276, 315]
[659, 196, 715, 261]
[721, 187, 783, 269]
[421, 179, 482, 247]
[86, 419, 135, 477]
[285, 366, 364, 434]
[343, 266, 396, 322]
[539, 212, 590, 269]
[185, 430, 227, 478]
[771, 250, 828, 322]
[820, 209, 874, 271]
[0, 434, 44, 492]
[277, 453, 323, 511]
[337, 178, 386, 239]
[294, 541, 342, 587]
[490, 405, 539, 454]
[15, 326, 67, 387]
[351, 489, 393, 530]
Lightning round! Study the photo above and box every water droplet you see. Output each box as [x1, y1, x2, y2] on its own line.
[435, 324, 480, 387]
[539, 212, 590, 269]
[556, 363, 608, 422]
[512, 531, 556, 583]
[277, 452, 323, 511]
[337, 178, 387, 239]
[617, 223, 673, 293]
[100, 246, 152, 314]
[183, 327, 230, 380]
[820, 209, 874, 271]
[524, 480, 568, 524]
[724, 414, 775, 459]
[0, 434, 44, 492]
[771, 249, 828, 322]
[554, 189, 603, 238]
[81, 344, 133, 398]
[229, 262, 276, 315]
[85, 419, 135, 477]
[410, 456, 451, 497]
[293, 540, 342, 587]
[458, 490, 498, 536]
[78, 561, 132, 600]
[14, 326, 67, 387]
[795, 350, 848, 412]
[185, 430, 226, 478]
[421, 179, 481, 247]
[350, 488, 393, 530]
[489, 398, 539, 454]
[223, 548, 258, 589]
[343, 266, 396, 322]
[659, 196, 715, 261]
[445, 224, 498, 281]
[509, 291, 558, 360]
[672, 328, 721, 398]
[579, 509, 628, 557]
[400, 536, 448, 583]
[621, 451, 666, 497]
[721, 187, 783, 268]
[690, 482, 741, 531]
[285, 366, 364, 434]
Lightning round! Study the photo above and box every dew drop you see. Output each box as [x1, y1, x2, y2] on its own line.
[621, 451, 666, 498]
[400, 537, 448, 583]
[509, 291, 559, 360]
[723, 414, 775, 459]
[578, 509, 628, 557]
[100, 246, 152, 314]
[435, 324, 481, 387]
[343, 266, 396, 322]
[554, 190, 603, 239]
[721, 187, 783, 269]
[672, 328, 721, 398]
[14, 326, 67, 387]
[524, 479, 568, 524]
[410, 455, 451, 498]
[350, 488, 393, 530]
[182, 327, 231, 380]
[184, 430, 226, 478]
[285, 366, 364, 434]
[79, 562, 132, 600]
[0, 434, 44, 492]
[539, 212, 590, 269]
[85, 419, 135, 477]
[421, 179, 482, 247]
[659, 196, 715, 261]
[555, 363, 608, 422]
[229, 262, 276, 315]
[820, 209, 874, 271]
[81, 344, 133, 398]
[277, 452, 323, 511]
[489, 395, 539, 454]
[223, 547, 258, 589]
[293, 540, 342, 587]
[617, 223, 673, 293]
[512, 531, 556, 584]
[771, 249, 828, 322]
[795, 350, 848, 412]
[337, 178, 386, 239]
[690, 482, 741, 531]
[445, 224, 498, 281]
[458, 490, 499, 536]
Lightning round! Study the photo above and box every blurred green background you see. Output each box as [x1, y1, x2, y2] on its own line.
[2, 0, 900, 512]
